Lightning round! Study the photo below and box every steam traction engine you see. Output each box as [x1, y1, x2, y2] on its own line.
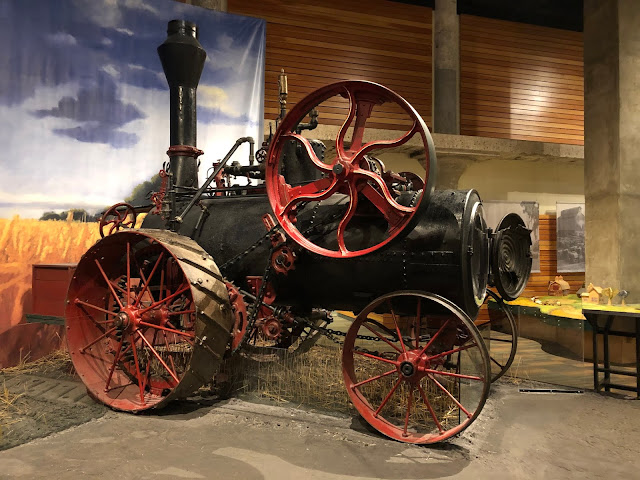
[65, 20, 532, 444]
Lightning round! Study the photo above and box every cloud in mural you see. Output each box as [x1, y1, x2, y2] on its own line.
[0, 0, 265, 218]
[32, 74, 145, 148]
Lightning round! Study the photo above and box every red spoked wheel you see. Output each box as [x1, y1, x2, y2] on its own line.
[342, 291, 490, 444]
[66, 230, 234, 412]
[266, 81, 437, 258]
[99, 202, 137, 238]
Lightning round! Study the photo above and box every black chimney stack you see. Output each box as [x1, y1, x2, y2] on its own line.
[157, 20, 206, 192]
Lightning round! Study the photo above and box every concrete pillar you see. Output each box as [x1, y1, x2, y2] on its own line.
[584, 0, 640, 301]
[433, 0, 460, 134]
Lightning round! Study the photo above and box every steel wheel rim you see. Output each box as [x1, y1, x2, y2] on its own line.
[342, 291, 490, 444]
[484, 290, 519, 383]
[67, 231, 203, 411]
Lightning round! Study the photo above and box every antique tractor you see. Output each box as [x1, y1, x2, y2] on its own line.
[65, 20, 532, 444]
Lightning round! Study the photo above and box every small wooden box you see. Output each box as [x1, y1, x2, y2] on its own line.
[32, 264, 77, 317]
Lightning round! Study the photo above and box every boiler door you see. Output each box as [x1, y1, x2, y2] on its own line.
[491, 213, 533, 301]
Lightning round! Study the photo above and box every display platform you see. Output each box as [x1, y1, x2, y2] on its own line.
[487, 296, 639, 390]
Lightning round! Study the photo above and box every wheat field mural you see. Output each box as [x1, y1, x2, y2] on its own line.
[0, 217, 100, 336]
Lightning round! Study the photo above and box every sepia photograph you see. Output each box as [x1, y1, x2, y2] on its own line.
[556, 203, 585, 273]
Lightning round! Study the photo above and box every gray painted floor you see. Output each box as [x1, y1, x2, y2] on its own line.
[1, 382, 639, 480]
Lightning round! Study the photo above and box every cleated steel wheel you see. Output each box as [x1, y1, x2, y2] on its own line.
[342, 291, 490, 444]
[66, 230, 234, 412]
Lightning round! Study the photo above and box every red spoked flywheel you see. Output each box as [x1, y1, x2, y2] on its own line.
[66, 230, 234, 412]
[266, 81, 437, 258]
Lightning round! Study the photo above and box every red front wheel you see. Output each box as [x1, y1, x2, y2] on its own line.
[342, 291, 490, 444]
[66, 230, 234, 412]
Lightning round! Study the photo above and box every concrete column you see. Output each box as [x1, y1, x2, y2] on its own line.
[433, 0, 460, 134]
[584, 0, 640, 301]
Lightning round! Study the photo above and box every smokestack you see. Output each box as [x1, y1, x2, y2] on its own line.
[157, 20, 206, 192]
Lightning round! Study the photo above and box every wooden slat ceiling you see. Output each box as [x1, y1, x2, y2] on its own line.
[460, 15, 584, 145]
[228, 0, 433, 130]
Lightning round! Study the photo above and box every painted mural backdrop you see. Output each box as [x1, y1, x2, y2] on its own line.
[0, 0, 265, 366]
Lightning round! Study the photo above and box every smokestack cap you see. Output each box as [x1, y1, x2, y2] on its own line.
[158, 19, 206, 89]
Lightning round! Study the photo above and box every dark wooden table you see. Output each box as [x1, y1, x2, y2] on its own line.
[582, 306, 640, 397]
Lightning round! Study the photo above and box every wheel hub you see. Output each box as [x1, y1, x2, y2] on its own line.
[400, 361, 415, 377]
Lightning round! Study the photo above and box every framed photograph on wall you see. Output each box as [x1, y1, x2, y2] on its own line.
[556, 203, 585, 273]
[483, 201, 540, 273]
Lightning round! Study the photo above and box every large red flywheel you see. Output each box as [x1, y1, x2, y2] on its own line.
[66, 230, 234, 412]
[266, 81, 437, 258]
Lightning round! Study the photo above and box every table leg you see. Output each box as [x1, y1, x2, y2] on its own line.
[636, 318, 640, 398]
[590, 315, 599, 392]
[603, 316, 613, 392]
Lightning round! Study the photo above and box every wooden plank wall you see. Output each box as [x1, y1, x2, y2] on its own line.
[459, 15, 584, 145]
[227, 0, 433, 130]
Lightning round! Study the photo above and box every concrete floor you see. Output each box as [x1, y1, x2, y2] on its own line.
[1, 382, 639, 480]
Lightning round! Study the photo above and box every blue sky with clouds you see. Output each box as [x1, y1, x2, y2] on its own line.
[0, 0, 265, 218]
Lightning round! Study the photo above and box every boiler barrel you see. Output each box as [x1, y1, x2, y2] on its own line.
[142, 189, 489, 318]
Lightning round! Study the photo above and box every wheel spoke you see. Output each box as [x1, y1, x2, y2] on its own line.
[348, 121, 419, 164]
[130, 332, 146, 404]
[490, 356, 505, 368]
[74, 299, 117, 319]
[79, 327, 117, 353]
[427, 374, 473, 418]
[352, 368, 397, 389]
[104, 337, 125, 392]
[427, 342, 478, 362]
[353, 349, 399, 366]
[357, 170, 414, 228]
[94, 260, 124, 310]
[136, 330, 180, 384]
[387, 299, 407, 353]
[138, 284, 190, 315]
[282, 177, 340, 215]
[162, 331, 177, 374]
[360, 322, 402, 354]
[417, 383, 445, 434]
[337, 181, 358, 255]
[141, 330, 158, 394]
[417, 318, 451, 357]
[133, 252, 165, 307]
[375, 377, 402, 416]
[126, 242, 131, 307]
[402, 386, 413, 437]
[349, 99, 376, 151]
[138, 321, 195, 339]
[421, 368, 484, 382]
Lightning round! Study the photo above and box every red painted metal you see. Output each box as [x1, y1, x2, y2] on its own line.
[342, 291, 490, 444]
[99, 202, 137, 238]
[226, 282, 248, 352]
[66, 231, 198, 411]
[266, 81, 434, 258]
